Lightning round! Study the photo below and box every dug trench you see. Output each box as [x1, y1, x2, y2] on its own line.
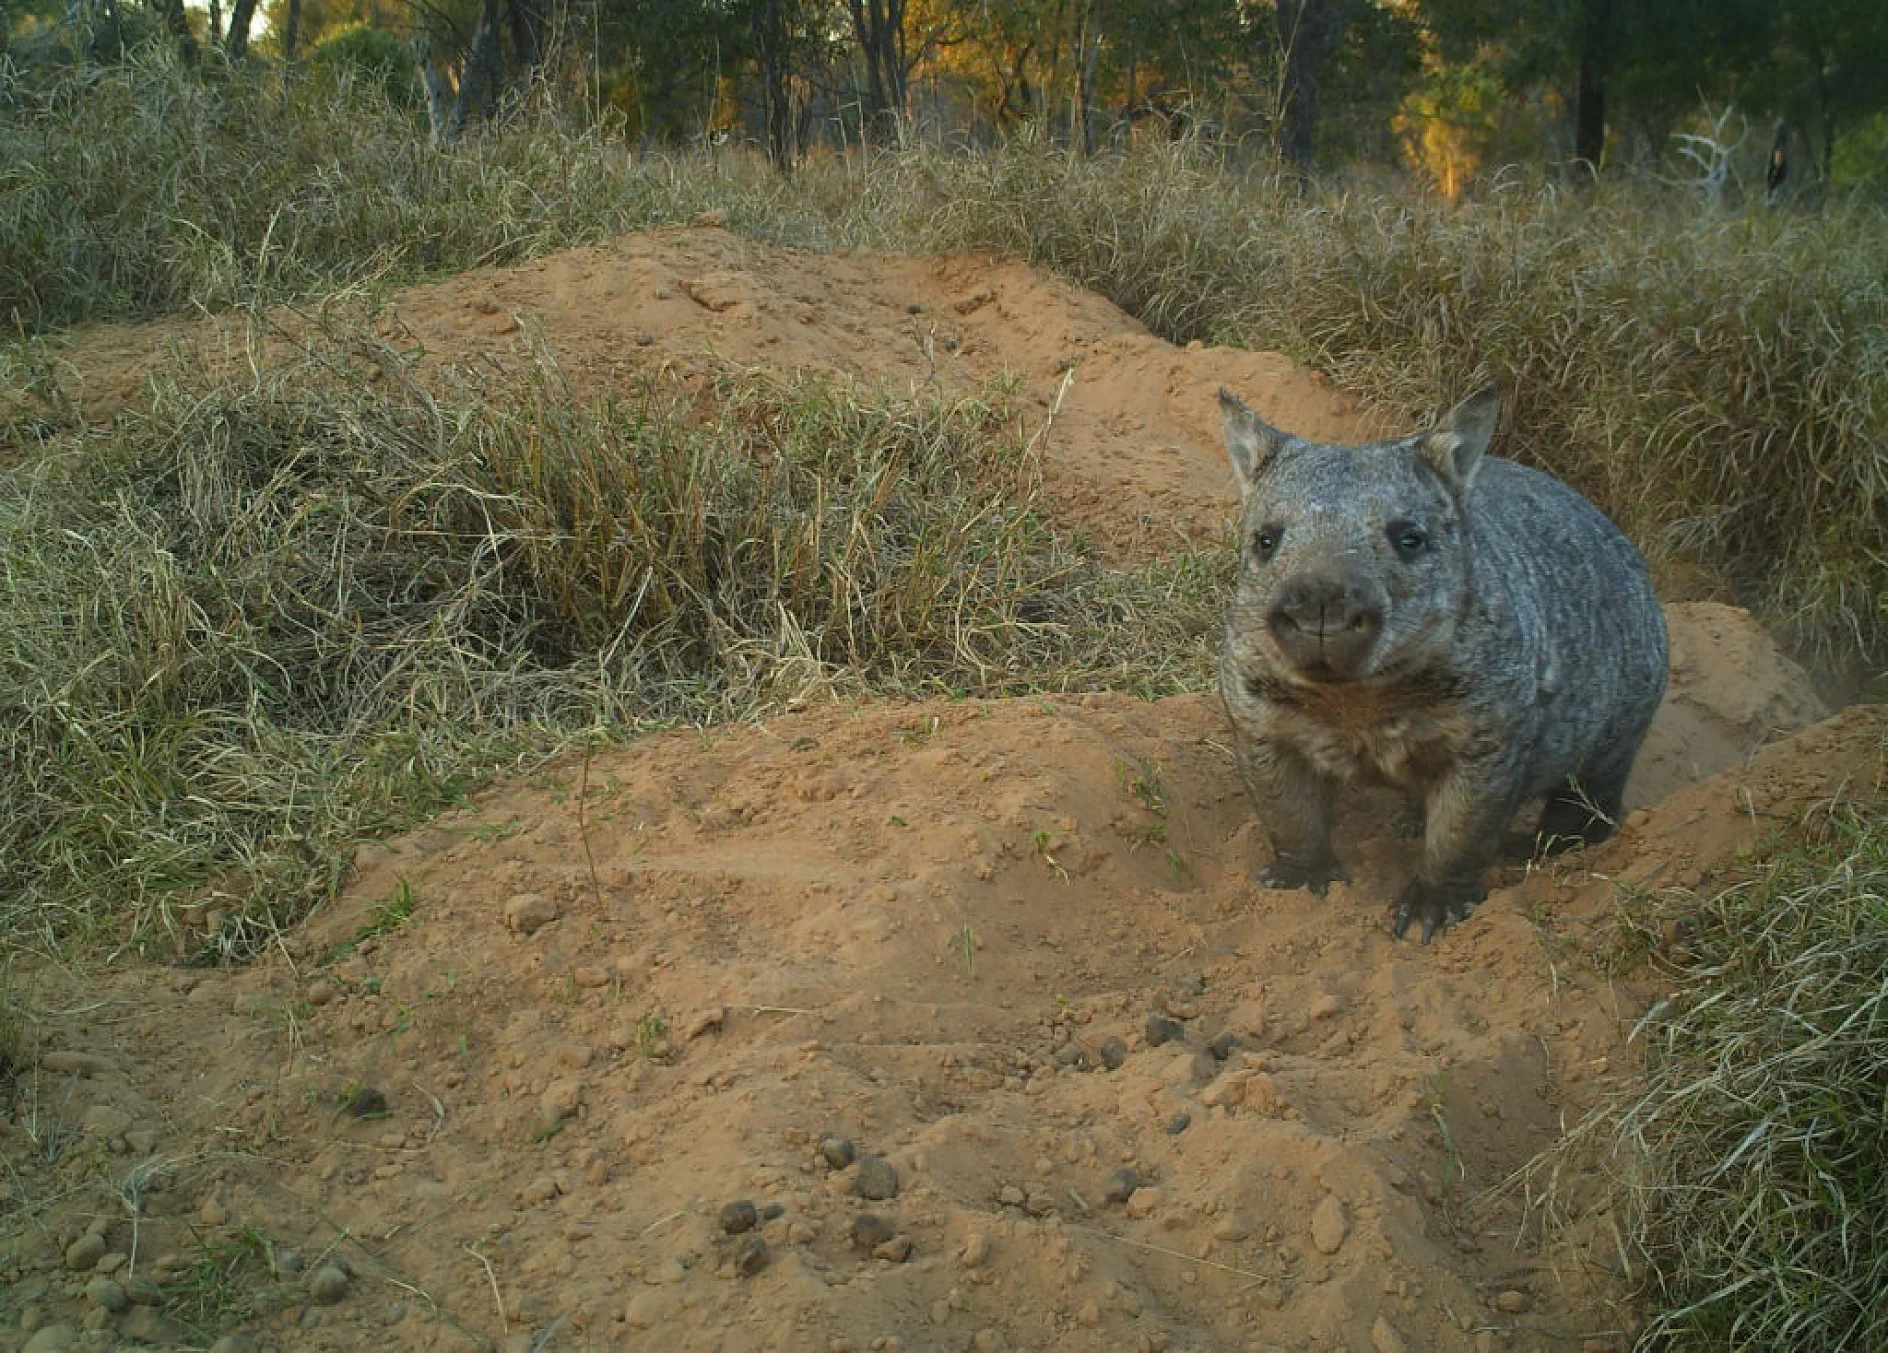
[3, 226, 1880, 1353]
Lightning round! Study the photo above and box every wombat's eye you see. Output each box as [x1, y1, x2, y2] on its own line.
[1388, 521, 1428, 560]
[1251, 527, 1281, 561]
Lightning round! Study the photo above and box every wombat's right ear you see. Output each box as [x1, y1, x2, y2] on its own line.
[1219, 388, 1287, 491]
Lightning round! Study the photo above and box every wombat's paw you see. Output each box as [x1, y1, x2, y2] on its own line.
[1258, 855, 1348, 896]
[1391, 877, 1486, 945]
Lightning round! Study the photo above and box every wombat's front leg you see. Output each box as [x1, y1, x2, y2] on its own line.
[1392, 763, 1519, 943]
[1236, 739, 1345, 894]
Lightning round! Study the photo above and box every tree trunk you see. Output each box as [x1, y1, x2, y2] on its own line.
[1073, 0, 1102, 155]
[281, 0, 301, 60]
[508, 0, 546, 81]
[1573, 0, 1614, 170]
[754, 0, 797, 172]
[154, 0, 199, 62]
[846, 0, 908, 144]
[1273, 0, 1346, 176]
[223, 0, 258, 60]
[449, 0, 508, 143]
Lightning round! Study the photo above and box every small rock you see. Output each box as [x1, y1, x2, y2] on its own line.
[694, 208, 729, 228]
[538, 1080, 583, 1132]
[960, 1232, 990, 1268]
[855, 1155, 900, 1200]
[207, 1339, 257, 1353]
[1103, 1168, 1141, 1205]
[623, 1290, 668, 1329]
[1211, 1218, 1250, 1242]
[761, 1202, 786, 1221]
[1496, 1289, 1532, 1314]
[125, 1129, 158, 1156]
[23, 1326, 78, 1353]
[719, 1200, 760, 1235]
[1308, 992, 1344, 1021]
[873, 1235, 914, 1263]
[572, 966, 611, 988]
[305, 979, 337, 1007]
[973, 1328, 1008, 1352]
[119, 1307, 186, 1344]
[850, 1213, 895, 1250]
[1124, 1185, 1165, 1219]
[1310, 1194, 1349, 1255]
[84, 1279, 127, 1313]
[684, 1006, 726, 1040]
[307, 1264, 350, 1304]
[996, 1184, 1026, 1208]
[1098, 1037, 1128, 1070]
[40, 1051, 114, 1076]
[1371, 1316, 1410, 1353]
[1052, 1041, 1085, 1068]
[273, 1248, 304, 1277]
[502, 892, 562, 936]
[1190, 1050, 1221, 1083]
[1208, 1032, 1239, 1060]
[1143, 1014, 1185, 1046]
[733, 1235, 770, 1276]
[122, 1274, 163, 1305]
[1166, 1112, 1192, 1135]
[80, 1105, 133, 1139]
[818, 1135, 856, 1170]
[64, 1235, 107, 1271]
[346, 1086, 388, 1118]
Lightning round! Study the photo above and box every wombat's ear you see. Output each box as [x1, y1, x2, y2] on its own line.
[1418, 382, 1499, 493]
[1219, 388, 1287, 490]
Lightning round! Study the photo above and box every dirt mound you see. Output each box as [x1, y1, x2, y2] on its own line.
[2, 231, 1865, 1353]
[33, 226, 1379, 557]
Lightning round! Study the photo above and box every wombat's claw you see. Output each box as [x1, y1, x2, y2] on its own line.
[1391, 878, 1485, 945]
[1258, 857, 1348, 896]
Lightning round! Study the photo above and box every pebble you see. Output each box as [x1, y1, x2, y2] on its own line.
[1309, 992, 1344, 1021]
[873, 1235, 914, 1263]
[1124, 1185, 1165, 1220]
[307, 1264, 351, 1304]
[851, 1214, 896, 1250]
[23, 1327, 77, 1353]
[502, 892, 562, 935]
[538, 1080, 583, 1132]
[1099, 1037, 1128, 1070]
[1370, 1316, 1410, 1353]
[1190, 1050, 1221, 1083]
[84, 1279, 127, 1313]
[122, 1274, 163, 1305]
[1166, 1112, 1191, 1135]
[1208, 1032, 1239, 1060]
[208, 1337, 258, 1353]
[1496, 1289, 1532, 1314]
[733, 1235, 770, 1276]
[719, 1200, 760, 1235]
[855, 1156, 900, 1200]
[1104, 1168, 1141, 1205]
[684, 1006, 726, 1041]
[80, 1104, 133, 1138]
[305, 979, 337, 1007]
[64, 1235, 107, 1272]
[1310, 1195, 1349, 1255]
[819, 1135, 856, 1170]
[973, 1328, 1007, 1352]
[1211, 1218, 1250, 1242]
[1143, 1014, 1185, 1046]
[346, 1086, 388, 1118]
[40, 1051, 114, 1076]
[959, 1232, 990, 1268]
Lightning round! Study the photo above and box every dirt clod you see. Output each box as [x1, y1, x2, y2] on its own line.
[306, 1264, 351, 1304]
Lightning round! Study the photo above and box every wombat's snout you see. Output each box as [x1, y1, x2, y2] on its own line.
[1266, 571, 1383, 678]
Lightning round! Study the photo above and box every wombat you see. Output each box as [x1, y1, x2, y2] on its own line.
[1217, 382, 1668, 942]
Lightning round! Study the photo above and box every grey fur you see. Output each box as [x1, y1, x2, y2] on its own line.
[1217, 382, 1668, 943]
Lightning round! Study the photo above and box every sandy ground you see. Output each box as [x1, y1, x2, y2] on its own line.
[3, 227, 1877, 1353]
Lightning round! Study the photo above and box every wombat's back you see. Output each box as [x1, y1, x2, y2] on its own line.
[1462, 456, 1668, 791]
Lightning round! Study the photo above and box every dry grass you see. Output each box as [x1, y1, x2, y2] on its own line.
[1530, 806, 1888, 1349]
[0, 328, 1222, 961]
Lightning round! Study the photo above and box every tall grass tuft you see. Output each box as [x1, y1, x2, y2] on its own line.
[1534, 808, 1888, 1349]
[0, 334, 1221, 959]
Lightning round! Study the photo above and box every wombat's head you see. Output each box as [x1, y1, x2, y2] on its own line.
[1219, 384, 1499, 685]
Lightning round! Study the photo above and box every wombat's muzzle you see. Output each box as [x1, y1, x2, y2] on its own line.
[1266, 571, 1383, 679]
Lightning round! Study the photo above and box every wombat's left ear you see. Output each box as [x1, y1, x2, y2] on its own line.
[1219, 388, 1288, 491]
[1419, 382, 1499, 493]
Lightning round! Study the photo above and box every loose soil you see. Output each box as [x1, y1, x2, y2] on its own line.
[4, 227, 1879, 1353]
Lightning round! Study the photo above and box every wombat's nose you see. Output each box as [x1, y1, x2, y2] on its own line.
[1267, 574, 1383, 678]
